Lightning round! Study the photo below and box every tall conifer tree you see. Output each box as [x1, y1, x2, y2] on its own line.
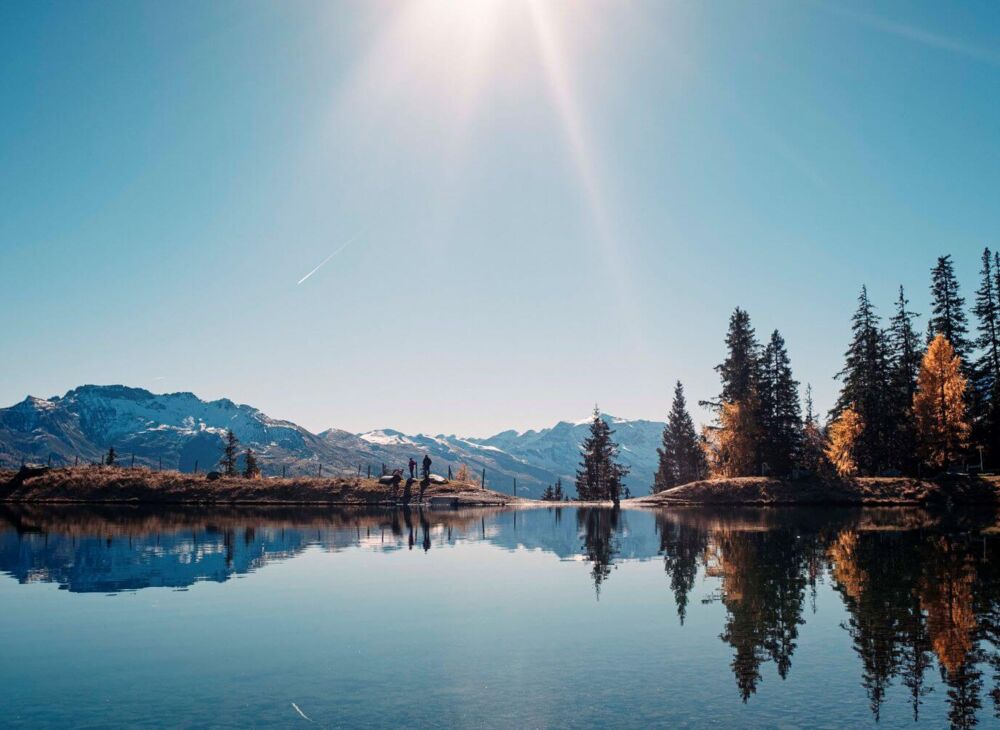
[705, 307, 763, 476]
[575, 407, 630, 506]
[833, 286, 891, 475]
[759, 330, 802, 476]
[886, 286, 922, 473]
[654, 381, 707, 492]
[928, 255, 971, 370]
[973, 248, 1000, 455]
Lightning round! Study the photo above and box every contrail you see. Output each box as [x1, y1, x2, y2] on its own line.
[296, 234, 361, 285]
[291, 702, 315, 723]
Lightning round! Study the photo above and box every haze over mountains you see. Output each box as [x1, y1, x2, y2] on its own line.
[0, 385, 663, 498]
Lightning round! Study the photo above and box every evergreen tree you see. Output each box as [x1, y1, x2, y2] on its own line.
[913, 335, 971, 471]
[541, 484, 555, 501]
[220, 429, 240, 477]
[704, 307, 763, 476]
[886, 286, 922, 473]
[654, 381, 708, 492]
[928, 255, 971, 369]
[759, 330, 802, 476]
[713, 307, 762, 406]
[973, 248, 1000, 457]
[575, 407, 630, 506]
[799, 385, 828, 475]
[553, 478, 564, 501]
[242, 448, 259, 479]
[833, 286, 891, 474]
[105, 446, 116, 466]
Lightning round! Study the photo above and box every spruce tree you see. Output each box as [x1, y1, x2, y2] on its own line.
[704, 307, 763, 476]
[654, 381, 708, 492]
[973, 247, 1000, 456]
[242, 448, 259, 479]
[575, 407, 630, 506]
[799, 384, 828, 474]
[833, 286, 891, 474]
[106, 446, 116, 466]
[928, 255, 971, 369]
[713, 307, 762, 406]
[886, 286, 922, 473]
[541, 484, 555, 501]
[220, 429, 239, 477]
[759, 330, 802, 476]
[553, 478, 564, 501]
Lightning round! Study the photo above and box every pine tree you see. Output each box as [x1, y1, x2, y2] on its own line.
[886, 286, 922, 473]
[759, 330, 802, 476]
[704, 307, 763, 476]
[220, 429, 239, 477]
[913, 335, 971, 471]
[105, 446, 116, 466]
[541, 484, 555, 501]
[654, 381, 708, 492]
[575, 406, 630, 506]
[973, 247, 1000, 457]
[826, 406, 864, 477]
[553, 478, 564, 501]
[799, 384, 828, 474]
[833, 286, 891, 475]
[713, 307, 762, 406]
[928, 255, 971, 369]
[242, 448, 259, 479]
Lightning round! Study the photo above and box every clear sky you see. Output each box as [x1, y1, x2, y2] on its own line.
[1, 1, 997, 436]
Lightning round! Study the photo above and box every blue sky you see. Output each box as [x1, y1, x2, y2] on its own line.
[1, 1, 997, 436]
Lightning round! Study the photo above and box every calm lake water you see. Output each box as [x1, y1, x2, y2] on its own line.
[2, 504, 1000, 728]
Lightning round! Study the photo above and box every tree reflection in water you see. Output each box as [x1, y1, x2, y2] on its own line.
[6, 503, 1000, 727]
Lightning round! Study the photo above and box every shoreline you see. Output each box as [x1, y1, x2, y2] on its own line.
[3, 467, 999, 508]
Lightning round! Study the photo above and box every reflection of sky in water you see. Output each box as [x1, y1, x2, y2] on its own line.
[1, 505, 999, 728]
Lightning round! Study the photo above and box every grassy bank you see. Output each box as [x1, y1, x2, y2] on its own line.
[633, 475, 1000, 506]
[0, 466, 516, 506]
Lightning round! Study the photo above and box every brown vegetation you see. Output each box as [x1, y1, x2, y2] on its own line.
[0, 466, 515, 506]
[634, 475, 1000, 506]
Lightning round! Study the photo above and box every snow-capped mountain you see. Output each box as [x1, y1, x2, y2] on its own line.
[0, 385, 665, 497]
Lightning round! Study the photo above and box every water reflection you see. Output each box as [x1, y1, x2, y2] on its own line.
[4, 503, 1000, 727]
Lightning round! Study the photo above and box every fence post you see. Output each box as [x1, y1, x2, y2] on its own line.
[513, 477, 516, 497]
[367, 465, 371, 478]
[282, 464, 286, 478]
[481, 468, 486, 487]
[319, 464, 323, 477]
[48, 455, 52, 467]
[74, 455, 79, 467]
[194, 460, 199, 474]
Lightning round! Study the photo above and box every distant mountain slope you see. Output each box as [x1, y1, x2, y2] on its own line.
[0, 385, 665, 497]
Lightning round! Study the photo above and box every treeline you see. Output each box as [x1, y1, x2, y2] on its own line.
[645, 250, 1000, 492]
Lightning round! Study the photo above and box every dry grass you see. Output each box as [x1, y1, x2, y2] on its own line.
[0, 466, 518, 506]
[633, 475, 1000, 506]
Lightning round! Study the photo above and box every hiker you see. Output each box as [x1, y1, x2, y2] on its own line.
[422, 454, 431, 480]
[408, 457, 416, 479]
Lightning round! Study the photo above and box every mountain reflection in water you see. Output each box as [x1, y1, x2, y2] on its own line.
[3, 503, 1000, 728]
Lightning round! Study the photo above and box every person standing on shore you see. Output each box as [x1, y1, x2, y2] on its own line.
[408, 457, 416, 479]
[422, 454, 432, 480]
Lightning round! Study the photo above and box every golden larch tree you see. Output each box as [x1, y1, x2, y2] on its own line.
[913, 334, 971, 470]
[703, 401, 759, 478]
[826, 406, 864, 477]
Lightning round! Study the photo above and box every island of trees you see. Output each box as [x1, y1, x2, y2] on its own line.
[574, 250, 1000, 500]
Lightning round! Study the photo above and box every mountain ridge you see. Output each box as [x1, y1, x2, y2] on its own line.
[0, 385, 664, 497]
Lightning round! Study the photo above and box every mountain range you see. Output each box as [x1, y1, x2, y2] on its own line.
[0, 385, 665, 498]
